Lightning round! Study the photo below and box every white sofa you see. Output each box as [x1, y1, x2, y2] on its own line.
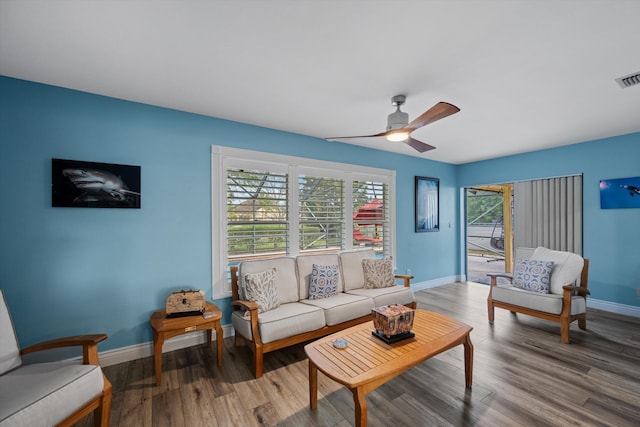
[230, 249, 416, 377]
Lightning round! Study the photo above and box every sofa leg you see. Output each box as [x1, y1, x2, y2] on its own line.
[254, 348, 264, 379]
[234, 334, 243, 347]
[487, 300, 494, 324]
[95, 376, 112, 427]
[560, 321, 570, 344]
[578, 317, 586, 330]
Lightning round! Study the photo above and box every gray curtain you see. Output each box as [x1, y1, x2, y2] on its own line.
[514, 175, 583, 255]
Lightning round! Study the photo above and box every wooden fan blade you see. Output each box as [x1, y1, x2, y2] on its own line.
[405, 102, 460, 132]
[405, 137, 436, 153]
[326, 131, 388, 140]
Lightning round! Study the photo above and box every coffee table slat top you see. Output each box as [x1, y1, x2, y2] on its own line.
[305, 310, 472, 388]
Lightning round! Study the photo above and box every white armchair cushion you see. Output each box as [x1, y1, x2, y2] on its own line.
[231, 302, 325, 344]
[348, 286, 416, 308]
[0, 361, 104, 427]
[239, 257, 299, 304]
[492, 285, 586, 315]
[338, 249, 376, 291]
[0, 290, 21, 375]
[301, 293, 373, 326]
[531, 247, 584, 294]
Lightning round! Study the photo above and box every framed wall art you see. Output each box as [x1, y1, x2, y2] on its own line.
[52, 158, 141, 208]
[599, 176, 640, 209]
[415, 176, 439, 232]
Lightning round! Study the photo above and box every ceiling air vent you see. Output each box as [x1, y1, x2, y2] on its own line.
[615, 72, 640, 88]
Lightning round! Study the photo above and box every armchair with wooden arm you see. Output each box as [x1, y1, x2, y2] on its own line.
[487, 247, 590, 344]
[0, 290, 112, 427]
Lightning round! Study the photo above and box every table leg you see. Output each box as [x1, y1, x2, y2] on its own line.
[463, 333, 474, 389]
[215, 322, 223, 367]
[309, 359, 318, 410]
[352, 387, 367, 427]
[154, 331, 164, 386]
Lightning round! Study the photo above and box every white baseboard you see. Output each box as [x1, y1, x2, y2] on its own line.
[412, 275, 465, 292]
[588, 298, 640, 318]
[99, 324, 235, 367]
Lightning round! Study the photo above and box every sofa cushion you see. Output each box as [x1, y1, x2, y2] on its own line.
[513, 258, 554, 293]
[492, 285, 586, 315]
[348, 286, 415, 308]
[296, 254, 342, 299]
[231, 302, 325, 344]
[301, 293, 373, 326]
[339, 249, 376, 291]
[0, 290, 21, 375]
[243, 268, 279, 313]
[239, 257, 299, 304]
[308, 264, 339, 300]
[531, 247, 584, 294]
[362, 257, 395, 288]
[0, 361, 104, 426]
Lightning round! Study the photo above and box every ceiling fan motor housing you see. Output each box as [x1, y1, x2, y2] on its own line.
[387, 109, 409, 131]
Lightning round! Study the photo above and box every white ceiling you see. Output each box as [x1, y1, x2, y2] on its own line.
[1, 0, 639, 164]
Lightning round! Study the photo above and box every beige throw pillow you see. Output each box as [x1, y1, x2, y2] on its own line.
[362, 257, 395, 289]
[243, 268, 279, 313]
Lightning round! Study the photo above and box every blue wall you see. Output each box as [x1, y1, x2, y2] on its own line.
[458, 132, 640, 307]
[0, 77, 459, 351]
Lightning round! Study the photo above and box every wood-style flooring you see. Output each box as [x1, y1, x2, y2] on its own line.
[80, 282, 640, 426]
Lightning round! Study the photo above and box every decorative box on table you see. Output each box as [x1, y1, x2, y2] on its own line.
[165, 289, 206, 317]
[372, 304, 415, 343]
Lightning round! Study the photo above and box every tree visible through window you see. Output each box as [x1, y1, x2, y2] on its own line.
[227, 169, 288, 260]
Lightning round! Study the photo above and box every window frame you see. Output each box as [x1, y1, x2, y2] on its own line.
[211, 145, 396, 299]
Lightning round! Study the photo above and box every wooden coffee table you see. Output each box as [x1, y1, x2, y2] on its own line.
[304, 309, 473, 426]
[149, 302, 223, 386]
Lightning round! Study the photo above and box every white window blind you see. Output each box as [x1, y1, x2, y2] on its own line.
[298, 175, 344, 253]
[212, 146, 396, 298]
[227, 168, 289, 261]
[352, 180, 388, 253]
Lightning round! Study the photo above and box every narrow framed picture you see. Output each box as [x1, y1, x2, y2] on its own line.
[415, 176, 439, 232]
[52, 158, 141, 208]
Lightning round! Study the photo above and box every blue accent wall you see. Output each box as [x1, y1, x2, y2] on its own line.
[0, 77, 459, 350]
[458, 132, 640, 306]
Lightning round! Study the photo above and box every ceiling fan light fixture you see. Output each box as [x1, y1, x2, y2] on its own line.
[385, 131, 410, 142]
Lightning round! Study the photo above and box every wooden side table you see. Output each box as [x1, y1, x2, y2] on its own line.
[149, 301, 223, 386]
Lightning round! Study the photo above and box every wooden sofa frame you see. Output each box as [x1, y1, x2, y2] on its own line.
[230, 265, 416, 378]
[19, 334, 112, 426]
[487, 259, 590, 343]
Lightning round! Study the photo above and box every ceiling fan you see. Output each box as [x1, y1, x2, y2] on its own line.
[326, 95, 460, 153]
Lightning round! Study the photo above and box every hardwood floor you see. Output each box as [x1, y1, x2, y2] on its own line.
[81, 282, 640, 426]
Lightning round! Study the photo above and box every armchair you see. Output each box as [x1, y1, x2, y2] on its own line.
[0, 290, 111, 426]
[487, 247, 590, 343]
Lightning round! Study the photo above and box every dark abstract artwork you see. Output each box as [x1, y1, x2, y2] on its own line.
[52, 158, 141, 208]
[599, 176, 640, 209]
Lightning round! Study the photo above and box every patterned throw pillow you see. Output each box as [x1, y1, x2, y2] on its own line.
[513, 258, 554, 294]
[362, 257, 395, 289]
[308, 264, 339, 300]
[242, 268, 279, 313]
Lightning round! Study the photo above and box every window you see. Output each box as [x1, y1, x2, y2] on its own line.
[212, 146, 395, 298]
[299, 175, 344, 253]
[227, 169, 289, 258]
